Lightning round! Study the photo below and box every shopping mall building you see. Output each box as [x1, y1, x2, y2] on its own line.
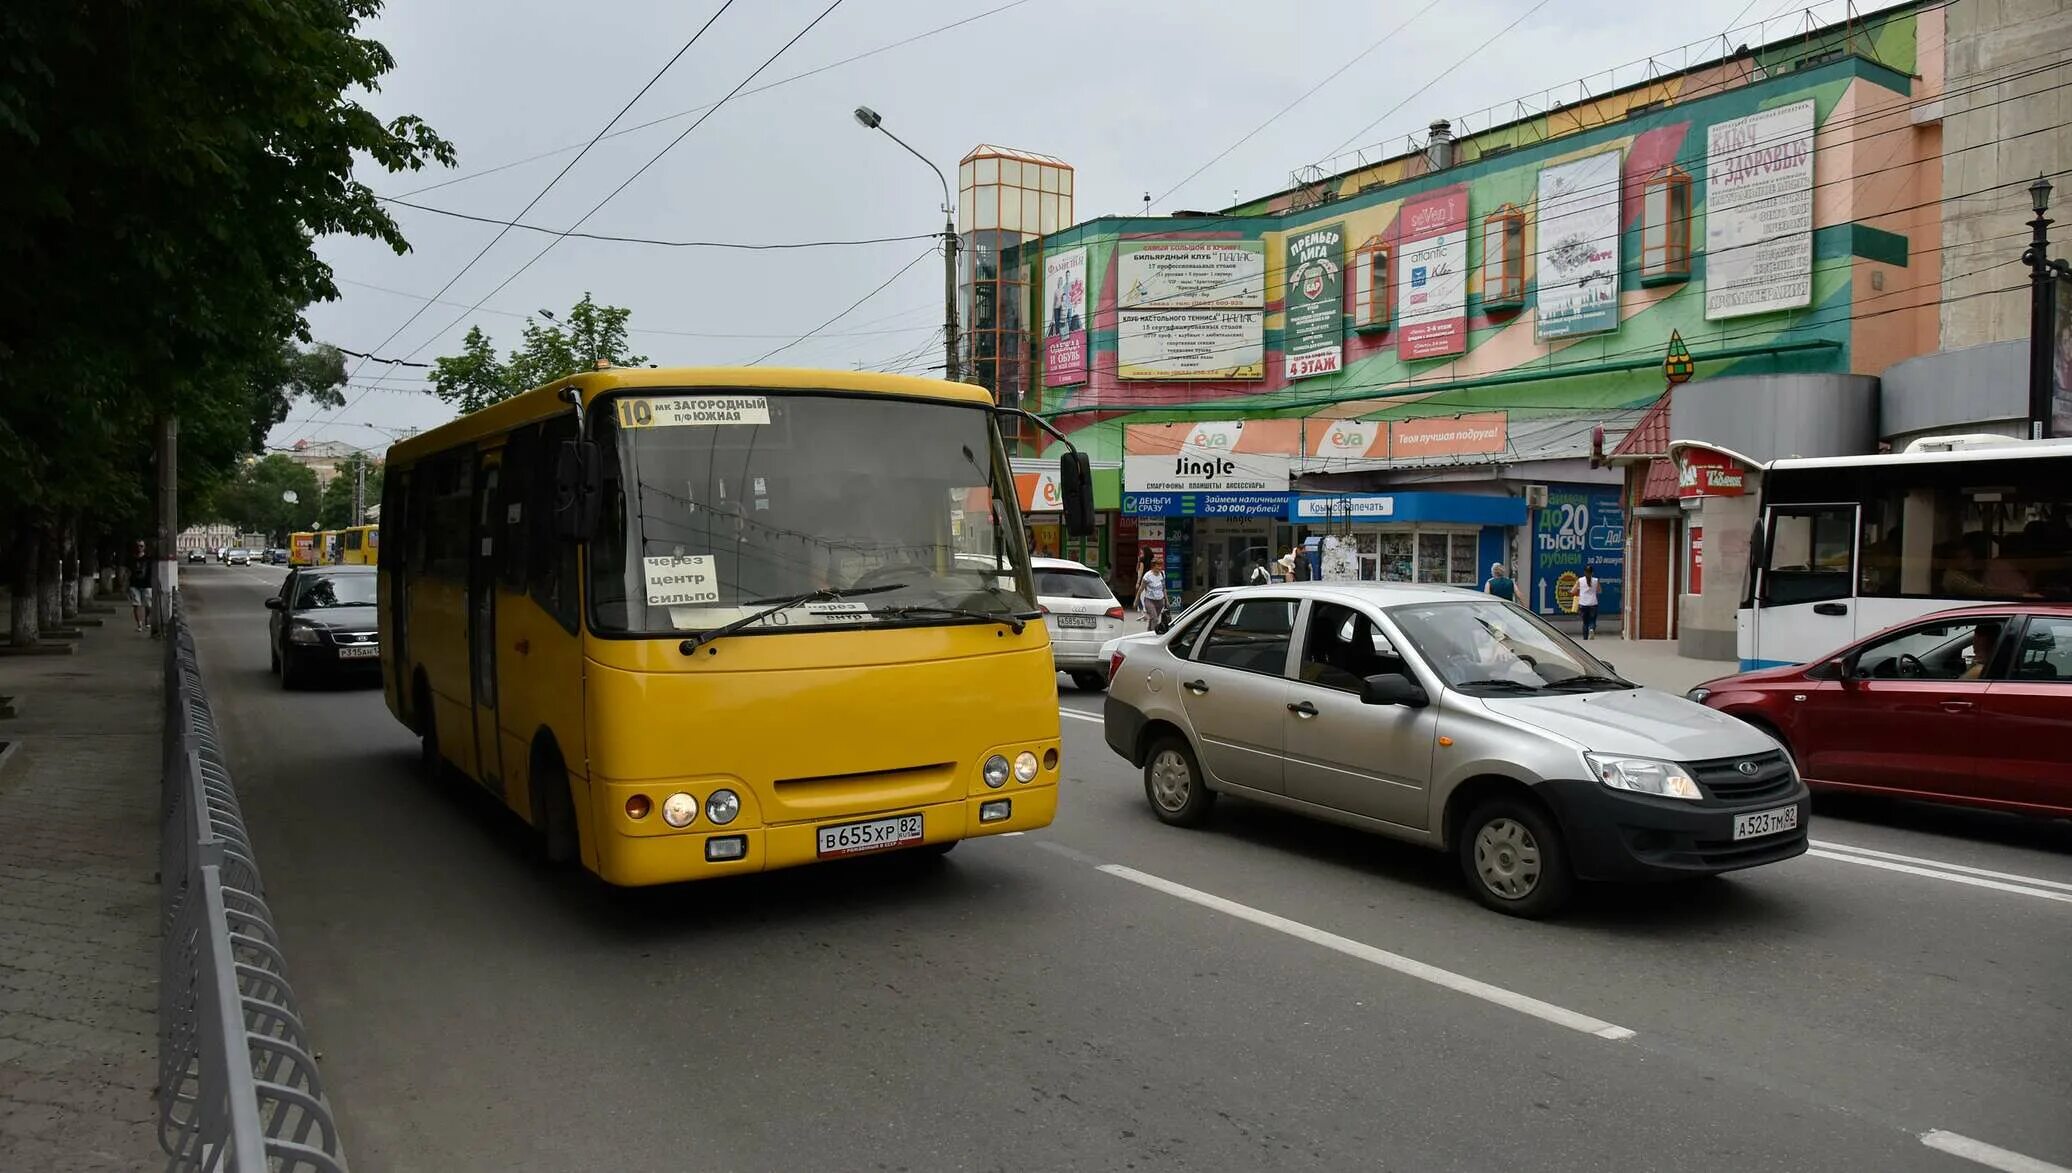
[957, 0, 2067, 656]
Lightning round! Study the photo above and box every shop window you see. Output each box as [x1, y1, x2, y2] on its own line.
[1416, 533, 1450, 583]
[1449, 534, 1479, 584]
[1376, 533, 1413, 581]
[1481, 204, 1525, 309]
[1352, 237, 1391, 332]
[1641, 167, 1692, 285]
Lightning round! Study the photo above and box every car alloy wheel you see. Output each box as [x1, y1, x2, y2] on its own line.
[1473, 817, 1542, 900]
[1149, 748, 1192, 813]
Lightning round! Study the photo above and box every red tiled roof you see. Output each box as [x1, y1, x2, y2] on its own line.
[1639, 458, 1679, 503]
[1609, 391, 1671, 461]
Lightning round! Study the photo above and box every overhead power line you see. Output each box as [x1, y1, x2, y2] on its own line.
[376, 196, 937, 250]
[750, 247, 937, 366]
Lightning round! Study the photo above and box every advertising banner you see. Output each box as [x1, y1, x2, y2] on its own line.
[1528, 484, 1624, 618]
[1534, 150, 1623, 340]
[1396, 188, 1469, 360]
[1119, 241, 1266, 309]
[1124, 420, 1292, 493]
[1042, 247, 1089, 387]
[1705, 99, 1816, 320]
[1282, 222, 1345, 380]
[1675, 447, 1748, 497]
[1117, 310, 1264, 380]
[1307, 416, 1387, 461]
[1388, 412, 1508, 461]
[1013, 470, 1064, 514]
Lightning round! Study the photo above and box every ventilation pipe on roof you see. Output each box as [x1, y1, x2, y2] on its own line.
[1426, 119, 1454, 171]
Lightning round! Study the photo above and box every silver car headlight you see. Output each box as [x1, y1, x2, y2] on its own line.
[1585, 753, 1702, 800]
[1685, 686, 1711, 704]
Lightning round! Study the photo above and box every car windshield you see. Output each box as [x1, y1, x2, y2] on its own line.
[1387, 598, 1621, 692]
[294, 573, 376, 609]
[1035, 569, 1112, 600]
[589, 389, 1036, 634]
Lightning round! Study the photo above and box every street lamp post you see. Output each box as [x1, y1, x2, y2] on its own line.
[2023, 174, 2072, 439]
[854, 106, 959, 383]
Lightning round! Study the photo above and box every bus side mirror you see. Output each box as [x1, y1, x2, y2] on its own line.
[1060, 450, 1095, 538]
[554, 440, 601, 541]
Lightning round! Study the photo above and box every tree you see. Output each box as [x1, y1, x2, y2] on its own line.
[0, 3, 451, 642]
[317, 452, 383, 529]
[431, 293, 647, 413]
[201, 456, 322, 546]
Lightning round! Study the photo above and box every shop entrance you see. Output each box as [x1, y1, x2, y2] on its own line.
[1191, 519, 1280, 591]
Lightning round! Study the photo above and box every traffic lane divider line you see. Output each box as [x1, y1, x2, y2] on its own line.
[1090, 859, 1637, 1042]
[1920, 1129, 2072, 1173]
[1810, 839, 2072, 893]
[1807, 849, 2072, 904]
[1058, 709, 1102, 724]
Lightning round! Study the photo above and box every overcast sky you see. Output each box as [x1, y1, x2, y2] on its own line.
[280, 0, 1910, 452]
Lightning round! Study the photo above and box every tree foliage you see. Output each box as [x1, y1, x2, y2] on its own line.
[0, 1, 450, 637]
[317, 452, 384, 530]
[201, 456, 322, 545]
[432, 293, 647, 414]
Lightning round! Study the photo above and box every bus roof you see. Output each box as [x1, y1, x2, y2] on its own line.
[1765, 437, 2072, 473]
[387, 367, 995, 466]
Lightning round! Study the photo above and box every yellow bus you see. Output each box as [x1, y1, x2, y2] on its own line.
[289, 532, 318, 566]
[340, 524, 379, 565]
[315, 529, 342, 565]
[378, 367, 1092, 886]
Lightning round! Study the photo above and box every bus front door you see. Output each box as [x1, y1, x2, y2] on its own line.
[1752, 503, 1859, 668]
[470, 451, 506, 795]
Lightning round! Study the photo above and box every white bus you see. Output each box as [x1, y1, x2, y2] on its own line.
[1739, 436, 2072, 668]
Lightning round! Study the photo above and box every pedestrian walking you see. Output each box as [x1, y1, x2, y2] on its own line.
[1575, 564, 1601, 639]
[1138, 552, 1167, 630]
[125, 539, 153, 632]
[1483, 562, 1516, 602]
[1248, 555, 1273, 586]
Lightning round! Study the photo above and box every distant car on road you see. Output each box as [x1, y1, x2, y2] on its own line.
[1034, 556, 1125, 692]
[225, 548, 251, 566]
[186, 549, 205, 564]
[264, 548, 289, 564]
[1098, 586, 1237, 683]
[265, 565, 380, 689]
[1690, 604, 2072, 819]
[1104, 582, 1807, 918]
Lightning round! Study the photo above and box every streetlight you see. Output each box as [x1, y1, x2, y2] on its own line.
[854, 105, 959, 383]
[2024, 174, 2072, 439]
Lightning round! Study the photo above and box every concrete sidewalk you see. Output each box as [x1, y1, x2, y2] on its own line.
[0, 615, 163, 1170]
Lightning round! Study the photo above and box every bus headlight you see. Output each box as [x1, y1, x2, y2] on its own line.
[982, 755, 1011, 788]
[661, 792, 698, 828]
[704, 789, 740, 825]
[1013, 752, 1039, 783]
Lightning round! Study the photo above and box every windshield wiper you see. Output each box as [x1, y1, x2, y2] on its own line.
[1544, 673, 1635, 691]
[678, 584, 905, 653]
[1452, 678, 1544, 693]
[873, 605, 1028, 634]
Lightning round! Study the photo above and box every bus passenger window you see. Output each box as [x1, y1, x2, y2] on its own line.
[1763, 507, 1853, 606]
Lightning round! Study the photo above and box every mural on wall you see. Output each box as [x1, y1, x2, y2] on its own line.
[1015, 7, 1931, 466]
[1534, 149, 1624, 340]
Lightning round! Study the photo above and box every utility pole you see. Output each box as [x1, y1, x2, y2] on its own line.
[853, 106, 959, 382]
[352, 457, 366, 525]
[154, 415, 178, 636]
[2024, 175, 2072, 439]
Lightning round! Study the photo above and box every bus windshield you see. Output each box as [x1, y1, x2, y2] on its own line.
[589, 389, 1036, 635]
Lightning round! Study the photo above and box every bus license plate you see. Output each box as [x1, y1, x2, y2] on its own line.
[336, 645, 380, 659]
[817, 814, 925, 857]
[1053, 614, 1096, 629]
[1732, 805, 1798, 840]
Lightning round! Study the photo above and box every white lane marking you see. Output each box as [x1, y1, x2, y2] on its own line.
[1920, 1129, 2072, 1173]
[1811, 839, 2072, 893]
[1058, 708, 1102, 724]
[1807, 850, 2072, 905]
[1094, 862, 1636, 1041]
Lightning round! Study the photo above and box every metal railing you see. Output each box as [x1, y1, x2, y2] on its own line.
[160, 596, 348, 1172]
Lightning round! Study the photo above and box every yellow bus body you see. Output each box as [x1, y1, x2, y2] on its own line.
[289, 532, 317, 566]
[315, 529, 342, 565]
[339, 524, 378, 565]
[379, 367, 1060, 887]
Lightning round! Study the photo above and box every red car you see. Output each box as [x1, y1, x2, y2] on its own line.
[1689, 605, 2072, 818]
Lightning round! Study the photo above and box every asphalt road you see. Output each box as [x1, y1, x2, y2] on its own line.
[184, 565, 2072, 1173]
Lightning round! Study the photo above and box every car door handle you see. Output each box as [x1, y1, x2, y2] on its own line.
[1939, 699, 1974, 712]
[1287, 701, 1318, 718]
[1183, 679, 1209, 694]
[1813, 602, 1849, 616]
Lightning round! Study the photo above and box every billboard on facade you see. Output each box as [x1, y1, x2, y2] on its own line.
[1283, 222, 1345, 380]
[1705, 99, 1816, 320]
[1123, 420, 1294, 493]
[1529, 484, 1624, 618]
[1396, 188, 1469, 360]
[1388, 412, 1508, 461]
[1307, 416, 1387, 462]
[1534, 150, 1623, 340]
[1042, 247, 1089, 387]
[1119, 241, 1266, 309]
[1117, 310, 1264, 379]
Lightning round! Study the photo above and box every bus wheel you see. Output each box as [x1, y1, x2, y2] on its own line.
[415, 677, 440, 780]
[532, 745, 579, 867]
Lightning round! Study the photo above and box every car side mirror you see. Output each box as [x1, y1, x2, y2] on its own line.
[265, 597, 284, 611]
[1059, 450, 1095, 539]
[1596, 659, 1615, 673]
[1803, 658, 1842, 681]
[1360, 672, 1429, 708]
[553, 440, 602, 541]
